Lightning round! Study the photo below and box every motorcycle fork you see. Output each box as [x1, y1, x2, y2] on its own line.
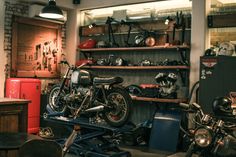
[57, 67, 70, 97]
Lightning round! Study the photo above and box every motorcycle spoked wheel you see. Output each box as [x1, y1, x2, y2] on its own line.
[103, 88, 132, 127]
[48, 84, 68, 113]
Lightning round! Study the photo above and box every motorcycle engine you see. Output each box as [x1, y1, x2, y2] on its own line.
[64, 87, 90, 111]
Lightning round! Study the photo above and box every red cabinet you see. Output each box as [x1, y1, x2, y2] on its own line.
[5, 78, 41, 134]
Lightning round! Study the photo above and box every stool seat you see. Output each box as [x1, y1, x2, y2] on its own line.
[0, 132, 41, 157]
[19, 139, 62, 157]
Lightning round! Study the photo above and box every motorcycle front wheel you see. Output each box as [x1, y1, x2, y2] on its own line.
[48, 84, 68, 113]
[185, 142, 195, 157]
[103, 87, 132, 127]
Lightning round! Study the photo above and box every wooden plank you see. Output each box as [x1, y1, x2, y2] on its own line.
[83, 65, 190, 70]
[131, 96, 187, 103]
[79, 45, 190, 52]
[13, 16, 61, 29]
[0, 98, 31, 105]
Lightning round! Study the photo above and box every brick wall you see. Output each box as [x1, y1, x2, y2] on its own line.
[4, 1, 29, 78]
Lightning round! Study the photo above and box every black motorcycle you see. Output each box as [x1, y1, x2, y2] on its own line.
[179, 102, 236, 157]
[47, 60, 132, 127]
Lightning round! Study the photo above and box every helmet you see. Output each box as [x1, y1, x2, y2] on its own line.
[204, 48, 216, 56]
[96, 40, 107, 48]
[218, 42, 235, 56]
[125, 85, 143, 97]
[145, 37, 156, 47]
[212, 97, 233, 116]
[78, 39, 97, 49]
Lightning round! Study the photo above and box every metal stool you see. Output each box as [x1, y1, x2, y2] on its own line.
[19, 139, 62, 157]
[0, 132, 40, 157]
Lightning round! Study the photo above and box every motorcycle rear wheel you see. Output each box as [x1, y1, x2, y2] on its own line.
[48, 84, 68, 113]
[103, 87, 132, 127]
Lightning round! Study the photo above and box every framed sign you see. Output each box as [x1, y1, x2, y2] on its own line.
[12, 16, 62, 78]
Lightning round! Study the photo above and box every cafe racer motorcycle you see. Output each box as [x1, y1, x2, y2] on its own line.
[47, 60, 132, 127]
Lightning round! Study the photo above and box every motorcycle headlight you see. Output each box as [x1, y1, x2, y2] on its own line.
[194, 128, 212, 147]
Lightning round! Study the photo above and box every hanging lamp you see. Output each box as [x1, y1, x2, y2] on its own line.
[39, 0, 64, 19]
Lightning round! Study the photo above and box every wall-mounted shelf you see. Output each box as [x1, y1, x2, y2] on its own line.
[131, 96, 187, 103]
[83, 65, 190, 70]
[79, 45, 190, 52]
[208, 13, 236, 28]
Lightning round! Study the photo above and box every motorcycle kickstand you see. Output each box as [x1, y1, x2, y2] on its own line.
[62, 125, 81, 157]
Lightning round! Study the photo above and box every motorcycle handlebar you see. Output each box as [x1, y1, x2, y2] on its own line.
[179, 102, 190, 109]
[59, 60, 88, 69]
[179, 102, 204, 115]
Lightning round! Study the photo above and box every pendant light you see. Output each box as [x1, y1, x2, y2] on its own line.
[39, 0, 64, 19]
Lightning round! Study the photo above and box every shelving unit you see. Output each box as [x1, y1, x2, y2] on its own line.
[83, 65, 189, 70]
[78, 20, 191, 105]
[131, 96, 187, 103]
[79, 45, 190, 52]
[79, 46, 190, 104]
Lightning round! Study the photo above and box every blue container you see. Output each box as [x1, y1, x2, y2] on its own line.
[149, 110, 181, 152]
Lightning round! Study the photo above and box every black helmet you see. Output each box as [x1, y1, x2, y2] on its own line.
[212, 97, 233, 116]
[204, 48, 216, 56]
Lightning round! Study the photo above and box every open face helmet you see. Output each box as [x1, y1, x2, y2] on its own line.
[212, 97, 233, 117]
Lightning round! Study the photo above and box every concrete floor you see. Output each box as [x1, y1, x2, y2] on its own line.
[64, 145, 192, 157]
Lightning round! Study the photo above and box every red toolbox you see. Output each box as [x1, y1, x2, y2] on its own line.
[5, 78, 41, 134]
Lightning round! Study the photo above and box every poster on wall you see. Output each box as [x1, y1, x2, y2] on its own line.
[12, 16, 62, 78]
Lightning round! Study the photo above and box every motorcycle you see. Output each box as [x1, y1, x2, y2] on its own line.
[47, 60, 132, 127]
[179, 102, 236, 157]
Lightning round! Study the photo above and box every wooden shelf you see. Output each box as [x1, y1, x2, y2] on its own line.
[83, 65, 190, 70]
[79, 45, 190, 52]
[131, 96, 187, 103]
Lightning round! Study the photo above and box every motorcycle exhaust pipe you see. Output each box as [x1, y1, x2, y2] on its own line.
[85, 105, 104, 112]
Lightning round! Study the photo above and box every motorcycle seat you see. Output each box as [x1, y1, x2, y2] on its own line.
[93, 76, 123, 85]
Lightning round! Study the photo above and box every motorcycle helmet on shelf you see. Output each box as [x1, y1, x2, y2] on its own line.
[134, 35, 145, 47]
[78, 39, 97, 49]
[217, 42, 235, 56]
[212, 96, 233, 117]
[145, 37, 156, 47]
[204, 48, 216, 56]
[96, 40, 108, 48]
[125, 85, 143, 97]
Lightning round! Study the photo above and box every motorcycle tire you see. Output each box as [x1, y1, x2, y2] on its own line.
[103, 87, 132, 127]
[48, 84, 68, 113]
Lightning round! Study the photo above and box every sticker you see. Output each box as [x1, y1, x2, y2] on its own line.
[201, 58, 217, 68]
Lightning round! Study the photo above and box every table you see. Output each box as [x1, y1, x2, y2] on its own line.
[0, 132, 41, 157]
[0, 98, 30, 132]
[0, 98, 31, 157]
